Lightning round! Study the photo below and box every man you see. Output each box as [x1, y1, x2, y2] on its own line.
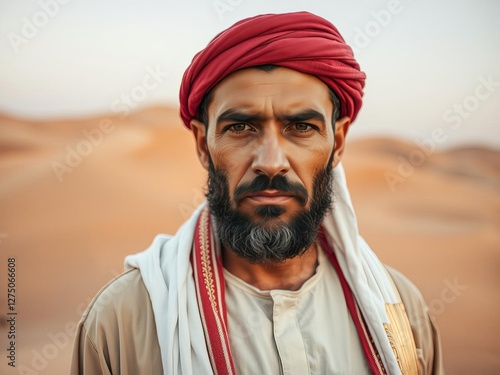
[71, 11, 444, 375]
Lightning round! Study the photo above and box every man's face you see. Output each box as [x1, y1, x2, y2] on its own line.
[191, 67, 349, 262]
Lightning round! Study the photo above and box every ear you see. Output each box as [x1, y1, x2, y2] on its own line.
[331, 116, 351, 168]
[190, 119, 209, 170]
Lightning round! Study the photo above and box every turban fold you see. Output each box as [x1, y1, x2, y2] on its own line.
[179, 11, 366, 129]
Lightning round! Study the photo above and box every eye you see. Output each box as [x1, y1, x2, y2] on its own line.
[226, 123, 253, 133]
[295, 123, 310, 131]
[287, 123, 315, 133]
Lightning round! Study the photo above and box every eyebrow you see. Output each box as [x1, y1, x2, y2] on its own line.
[216, 109, 266, 125]
[216, 108, 326, 126]
[278, 109, 326, 124]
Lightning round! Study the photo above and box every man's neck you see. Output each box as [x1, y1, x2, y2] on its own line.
[221, 243, 319, 291]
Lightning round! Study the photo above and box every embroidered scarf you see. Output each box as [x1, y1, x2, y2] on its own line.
[191, 207, 387, 374]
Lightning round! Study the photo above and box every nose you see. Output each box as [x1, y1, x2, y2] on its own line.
[251, 129, 290, 179]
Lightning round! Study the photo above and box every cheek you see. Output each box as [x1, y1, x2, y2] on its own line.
[291, 143, 333, 190]
[208, 143, 251, 196]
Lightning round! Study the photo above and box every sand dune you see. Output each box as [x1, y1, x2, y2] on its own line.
[0, 107, 499, 374]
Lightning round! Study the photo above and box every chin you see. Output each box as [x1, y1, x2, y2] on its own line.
[247, 206, 303, 231]
[254, 205, 287, 218]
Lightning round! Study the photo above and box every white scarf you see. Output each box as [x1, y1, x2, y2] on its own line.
[125, 163, 403, 374]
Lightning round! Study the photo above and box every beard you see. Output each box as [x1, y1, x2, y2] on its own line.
[206, 158, 334, 264]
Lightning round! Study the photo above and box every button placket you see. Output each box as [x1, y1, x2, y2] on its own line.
[271, 292, 310, 375]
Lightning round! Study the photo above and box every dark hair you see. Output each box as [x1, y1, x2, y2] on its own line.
[196, 65, 341, 127]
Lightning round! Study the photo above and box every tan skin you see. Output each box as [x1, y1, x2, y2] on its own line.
[191, 67, 350, 291]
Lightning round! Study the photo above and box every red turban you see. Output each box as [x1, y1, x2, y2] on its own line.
[179, 11, 366, 129]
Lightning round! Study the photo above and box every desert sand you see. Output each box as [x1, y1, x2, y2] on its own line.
[0, 107, 499, 374]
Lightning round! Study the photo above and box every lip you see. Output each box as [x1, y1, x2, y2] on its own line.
[242, 190, 295, 204]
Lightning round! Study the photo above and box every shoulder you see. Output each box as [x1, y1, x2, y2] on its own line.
[79, 268, 158, 344]
[385, 265, 446, 375]
[82, 268, 149, 323]
[72, 268, 162, 374]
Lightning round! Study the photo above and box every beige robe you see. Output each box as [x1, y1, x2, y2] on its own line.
[71, 263, 444, 374]
[223, 246, 369, 374]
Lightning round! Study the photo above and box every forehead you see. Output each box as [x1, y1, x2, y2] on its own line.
[207, 67, 332, 120]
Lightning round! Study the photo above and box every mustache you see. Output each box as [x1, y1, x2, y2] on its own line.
[233, 174, 308, 206]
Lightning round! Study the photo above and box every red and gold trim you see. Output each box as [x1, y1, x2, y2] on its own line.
[318, 228, 387, 374]
[191, 208, 235, 375]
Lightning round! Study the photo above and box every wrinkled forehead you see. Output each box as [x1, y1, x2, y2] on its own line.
[207, 67, 333, 121]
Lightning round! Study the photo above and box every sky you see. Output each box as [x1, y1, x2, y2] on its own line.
[1, 0, 499, 148]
